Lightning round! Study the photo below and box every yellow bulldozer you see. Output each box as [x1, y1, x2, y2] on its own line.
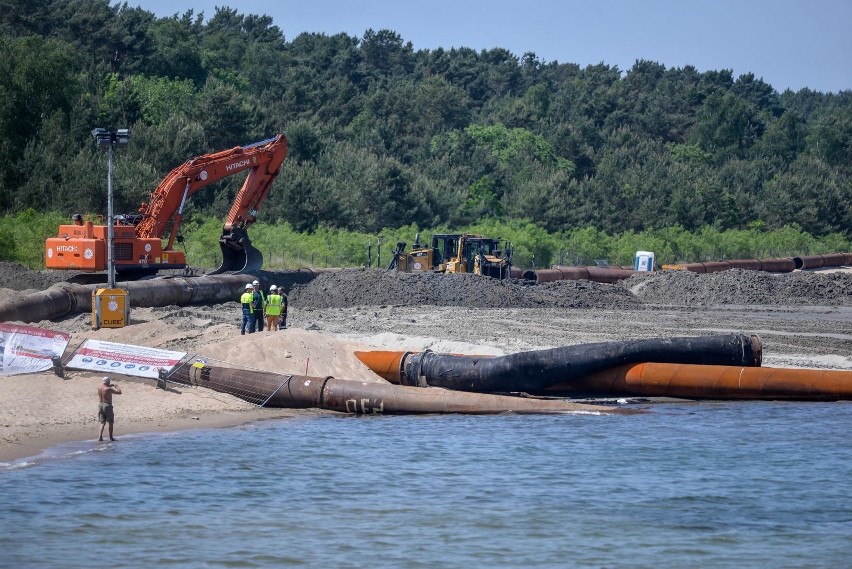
[388, 233, 514, 279]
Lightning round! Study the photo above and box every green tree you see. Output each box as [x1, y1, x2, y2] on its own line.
[690, 92, 761, 162]
[144, 10, 205, 83]
[0, 35, 81, 208]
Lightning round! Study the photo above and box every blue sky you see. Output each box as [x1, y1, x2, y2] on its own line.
[129, 0, 851, 93]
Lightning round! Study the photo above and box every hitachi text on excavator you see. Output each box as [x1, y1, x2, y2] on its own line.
[45, 134, 288, 276]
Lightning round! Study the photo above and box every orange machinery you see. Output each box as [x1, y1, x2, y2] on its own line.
[45, 134, 288, 275]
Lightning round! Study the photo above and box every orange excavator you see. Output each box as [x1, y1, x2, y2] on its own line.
[45, 134, 288, 276]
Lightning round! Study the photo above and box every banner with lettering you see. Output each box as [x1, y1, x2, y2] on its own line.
[67, 339, 185, 379]
[0, 323, 70, 376]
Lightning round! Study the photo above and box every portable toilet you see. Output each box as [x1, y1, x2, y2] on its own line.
[634, 251, 655, 272]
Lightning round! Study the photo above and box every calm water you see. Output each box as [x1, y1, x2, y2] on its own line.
[2, 402, 851, 568]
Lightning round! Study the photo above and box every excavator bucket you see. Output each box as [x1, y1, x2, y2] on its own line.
[210, 227, 264, 275]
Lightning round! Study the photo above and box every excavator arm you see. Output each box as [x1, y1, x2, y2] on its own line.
[135, 134, 288, 274]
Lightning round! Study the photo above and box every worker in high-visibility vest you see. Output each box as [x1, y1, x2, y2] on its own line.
[239, 283, 254, 335]
[251, 280, 265, 333]
[265, 285, 283, 331]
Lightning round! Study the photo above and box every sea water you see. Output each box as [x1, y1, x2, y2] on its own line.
[1, 402, 851, 568]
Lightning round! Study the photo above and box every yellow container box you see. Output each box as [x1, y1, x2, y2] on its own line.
[92, 288, 130, 329]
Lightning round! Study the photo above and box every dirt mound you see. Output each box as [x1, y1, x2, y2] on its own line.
[0, 262, 206, 294]
[289, 268, 640, 309]
[0, 262, 76, 292]
[622, 269, 852, 306]
[3, 262, 849, 310]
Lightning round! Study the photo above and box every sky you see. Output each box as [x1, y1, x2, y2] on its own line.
[129, 0, 851, 93]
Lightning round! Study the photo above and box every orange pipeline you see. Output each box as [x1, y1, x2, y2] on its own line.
[546, 362, 852, 400]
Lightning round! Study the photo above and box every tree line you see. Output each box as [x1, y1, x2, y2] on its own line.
[0, 0, 849, 266]
[3, 210, 848, 272]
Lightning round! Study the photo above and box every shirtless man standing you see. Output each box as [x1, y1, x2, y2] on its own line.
[98, 377, 122, 442]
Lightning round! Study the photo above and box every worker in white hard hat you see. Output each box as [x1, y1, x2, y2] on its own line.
[250, 280, 265, 333]
[265, 285, 283, 331]
[240, 283, 255, 335]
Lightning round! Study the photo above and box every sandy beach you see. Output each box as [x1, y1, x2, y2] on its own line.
[1, 264, 850, 464]
[0, 327, 380, 463]
[1, 315, 504, 463]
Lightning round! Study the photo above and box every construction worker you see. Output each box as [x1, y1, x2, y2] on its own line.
[240, 283, 254, 334]
[265, 285, 283, 331]
[251, 280, 265, 332]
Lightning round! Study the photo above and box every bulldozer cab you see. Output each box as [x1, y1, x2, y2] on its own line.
[431, 234, 461, 268]
[461, 237, 498, 266]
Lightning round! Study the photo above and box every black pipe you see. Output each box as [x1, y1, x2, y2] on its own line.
[0, 270, 322, 323]
[0, 283, 90, 322]
[401, 334, 762, 393]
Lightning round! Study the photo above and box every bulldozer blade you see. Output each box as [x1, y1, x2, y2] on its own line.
[209, 227, 264, 275]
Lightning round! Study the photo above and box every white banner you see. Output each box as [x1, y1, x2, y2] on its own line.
[0, 323, 70, 376]
[67, 339, 186, 379]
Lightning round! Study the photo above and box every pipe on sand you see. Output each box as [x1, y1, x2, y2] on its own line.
[355, 348, 850, 400]
[356, 334, 762, 393]
[174, 364, 637, 415]
[0, 274, 254, 323]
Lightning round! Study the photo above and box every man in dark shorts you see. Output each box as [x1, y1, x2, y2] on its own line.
[98, 376, 122, 442]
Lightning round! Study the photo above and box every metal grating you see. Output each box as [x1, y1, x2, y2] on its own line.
[113, 242, 133, 261]
[165, 357, 291, 407]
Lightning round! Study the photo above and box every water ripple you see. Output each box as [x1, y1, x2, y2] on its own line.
[1, 403, 851, 567]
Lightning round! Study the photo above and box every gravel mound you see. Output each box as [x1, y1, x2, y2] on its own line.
[0, 262, 202, 293]
[289, 268, 640, 309]
[622, 269, 852, 306]
[2, 261, 848, 309]
[0, 261, 72, 292]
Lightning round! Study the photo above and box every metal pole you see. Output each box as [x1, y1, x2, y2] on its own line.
[107, 141, 115, 289]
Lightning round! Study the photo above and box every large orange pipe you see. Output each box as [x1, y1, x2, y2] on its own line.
[354, 350, 410, 383]
[354, 351, 852, 400]
[546, 362, 852, 400]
